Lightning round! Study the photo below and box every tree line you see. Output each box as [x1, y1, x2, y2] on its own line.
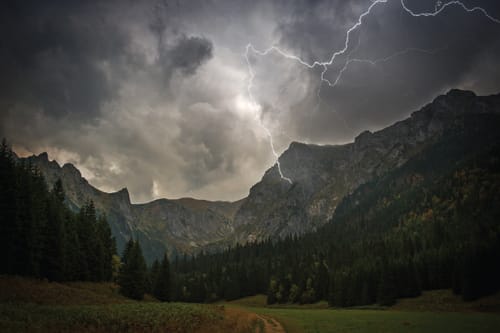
[0, 140, 116, 282]
[0, 139, 171, 301]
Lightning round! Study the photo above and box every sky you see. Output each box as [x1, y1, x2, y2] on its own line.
[1, 0, 500, 203]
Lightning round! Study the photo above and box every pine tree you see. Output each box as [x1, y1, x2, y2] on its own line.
[40, 183, 67, 281]
[118, 239, 147, 300]
[377, 265, 397, 306]
[96, 214, 114, 281]
[153, 252, 171, 301]
[148, 259, 160, 294]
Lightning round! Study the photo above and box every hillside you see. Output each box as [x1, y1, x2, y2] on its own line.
[171, 104, 500, 304]
[24, 153, 244, 261]
[233, 89, 500, 242]
[22, 89, 500, 261]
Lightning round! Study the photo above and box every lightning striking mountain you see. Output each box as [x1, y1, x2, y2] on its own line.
[244, 0, 500, 183]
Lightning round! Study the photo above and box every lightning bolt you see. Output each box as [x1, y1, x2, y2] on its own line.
[401, 0, 500, 24]
[244, 45, 293, 184]
[245, 0, 500, 183]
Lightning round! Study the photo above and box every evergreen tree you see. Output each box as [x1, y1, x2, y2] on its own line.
[148, 259, 160, 294]
[0, 140, 117, 283]
[118, 239, 148, 300]
[153, 252, 171, 301]
[377, 265, 397, 306]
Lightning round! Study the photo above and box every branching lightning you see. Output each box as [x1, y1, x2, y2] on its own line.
[245, 0, 500, 183]
[244, 45, 293, 184]
[402, 0, 500, 24]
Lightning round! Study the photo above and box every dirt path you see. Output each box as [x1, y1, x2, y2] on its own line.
[217, 306, 286, 333]
[256, 314, 286, 333]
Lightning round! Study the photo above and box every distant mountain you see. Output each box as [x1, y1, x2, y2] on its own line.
[23, 89, 500, 261]
[233, 89, 500, 242]
[24, 152, 244, 261]
[172, 91, 500, 305]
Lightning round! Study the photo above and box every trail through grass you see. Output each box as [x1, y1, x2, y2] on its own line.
[244, 307, 500, 333]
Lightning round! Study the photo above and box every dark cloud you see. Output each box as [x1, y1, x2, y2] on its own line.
[272, 0, 500, 140]
[168, 36, 213, 75]
[160, 35, 213, 78]
[0, 0, 129, 119]
[1, 0, 500, 201]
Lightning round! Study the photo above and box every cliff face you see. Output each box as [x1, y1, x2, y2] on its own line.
[24, 89, 500, 260]
[232, 89, 500, 243]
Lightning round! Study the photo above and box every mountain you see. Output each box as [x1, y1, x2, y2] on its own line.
[24, 153, 244, 261]
[23, 89, 500, 261]
[172, 95, 500, 304]
[232, 89, 500, 242]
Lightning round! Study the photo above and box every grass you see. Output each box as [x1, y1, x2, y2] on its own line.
[0, 276, 263, 333]
[0, 276, 129, 305]
[3, 276, 500, 333]
[243, 307, 500, 333]
[394, 289, 500, 313]
[228, 291, 500, 333]
[0, 302, 224, 333]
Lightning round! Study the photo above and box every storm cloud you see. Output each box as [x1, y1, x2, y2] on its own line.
[1, 0, 500, 202]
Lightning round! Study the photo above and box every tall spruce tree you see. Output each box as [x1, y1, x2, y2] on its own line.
[153, 252, 171, 301]
[118, 239, 147, 300]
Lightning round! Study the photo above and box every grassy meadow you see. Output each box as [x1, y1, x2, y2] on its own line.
[2, 276, 500, 333]
[228, 293, 500, 333]
[0, 276, 268, 333]
[243, 307, 500, 333]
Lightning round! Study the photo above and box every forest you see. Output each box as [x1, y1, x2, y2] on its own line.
[0, 140, 170, 301]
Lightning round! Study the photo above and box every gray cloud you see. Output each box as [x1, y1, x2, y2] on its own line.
[272, 0, 500, 141]
[167, 36, 213, 75]
[0, 0, 129, 120]
[1, 0, 500, 202]
[159, 35, 213, 79]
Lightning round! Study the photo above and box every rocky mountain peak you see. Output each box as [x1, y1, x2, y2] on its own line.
[38, 152, 49, 161]
[446, 88, 476, 98]
[113, 187, 131, 203]
[232, 89, 500, 243]
[62, 163, 82, 178]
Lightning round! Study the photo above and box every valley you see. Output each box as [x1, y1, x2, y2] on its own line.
[2, 89, 500, 332]
[2, 0, 500, 331]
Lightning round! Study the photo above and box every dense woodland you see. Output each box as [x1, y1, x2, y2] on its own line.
[170, 115, 500, 306]
[0, 139, 170, 301]
[0, 140, 116, 282]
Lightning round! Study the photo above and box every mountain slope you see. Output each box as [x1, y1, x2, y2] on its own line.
[232, 89, 500, 243]
[24, 153, 244, 261]
[170, 105, 500, 304]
